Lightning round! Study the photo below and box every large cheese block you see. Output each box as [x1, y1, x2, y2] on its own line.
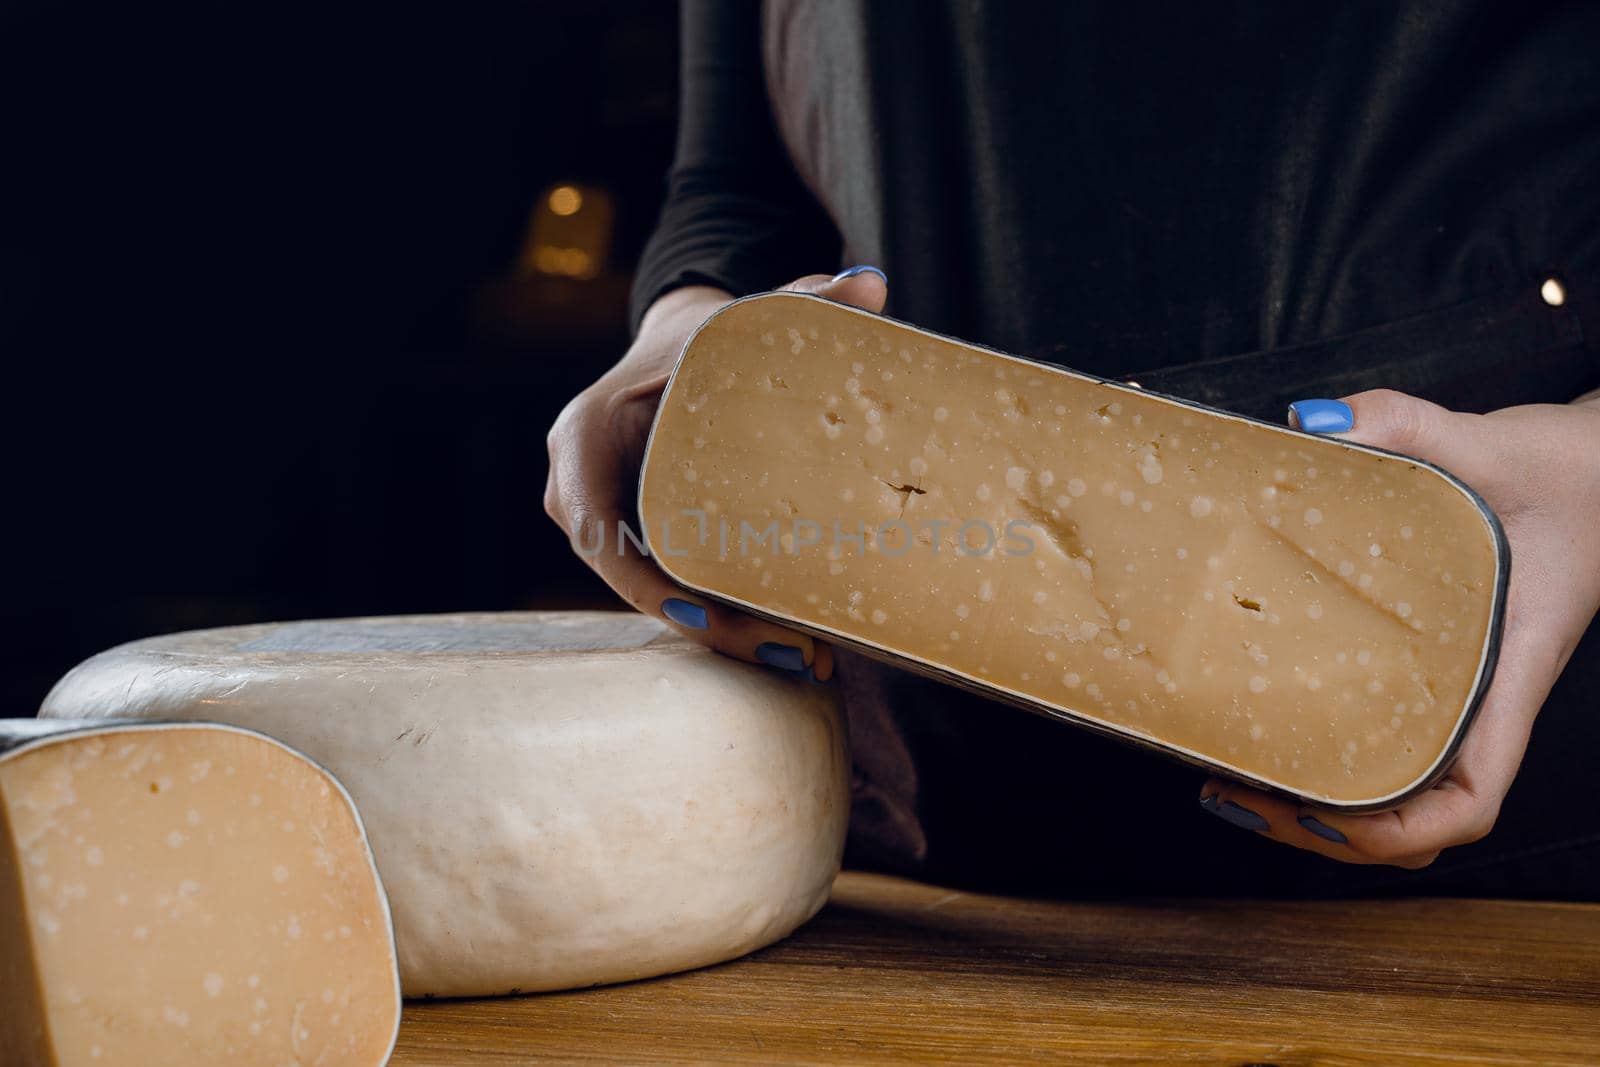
[638, 292, 1508, 811]
[40, 612, 850, 998]
[0, 719, 400, 1066]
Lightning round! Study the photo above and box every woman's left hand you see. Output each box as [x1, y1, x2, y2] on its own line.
[1199, 388, 1600, 868]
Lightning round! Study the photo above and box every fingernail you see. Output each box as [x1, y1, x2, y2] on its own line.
[1202, 796, 1270, 832]
[1287, 399, 1354, 434]
[831, 265, 887, 284]
[756, 642, 807, 671]
[661, 598, 708, 630]
[801, 664, 832, 685]
[1298, 814, 1348, 843]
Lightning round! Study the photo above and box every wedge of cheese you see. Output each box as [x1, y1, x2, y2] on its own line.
[0, 720, 400, 1066]
[638, 292, 1507, 810]
[40, 611, 850, 998]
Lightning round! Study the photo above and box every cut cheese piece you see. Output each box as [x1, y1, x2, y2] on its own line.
[0, 720, 399, 1066]
[638, 291, 1507, 810]
[39, 611, 849, 997]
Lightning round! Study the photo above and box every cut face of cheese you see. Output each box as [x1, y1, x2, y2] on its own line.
[638, 292, 1507, 810]
[39, 612, 850, 998]
[0, 721, 400, 1066]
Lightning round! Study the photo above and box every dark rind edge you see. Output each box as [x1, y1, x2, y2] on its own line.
[637, 291, 1511, 814]
[0, 719, 404, 1062]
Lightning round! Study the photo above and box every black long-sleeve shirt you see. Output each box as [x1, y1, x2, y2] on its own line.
[633, 1, 1598, 414]
[629, 0, 1600, 896]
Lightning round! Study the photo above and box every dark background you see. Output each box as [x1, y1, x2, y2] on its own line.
[2, 4, 679, 711]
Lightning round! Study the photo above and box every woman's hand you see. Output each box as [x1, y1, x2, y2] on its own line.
[544, 268, 889, 679]
[1200, 388, 1600, 867]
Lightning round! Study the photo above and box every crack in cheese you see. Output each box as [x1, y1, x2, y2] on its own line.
[638, 292, 1505, 808]
[39, 612, 850, 998]
[0, 721, 400, 1066]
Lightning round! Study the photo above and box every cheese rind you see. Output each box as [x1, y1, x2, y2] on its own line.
[0, 720, 401, 1066]
[39, 612, 851, 997]
[638, 292, 1506, 809]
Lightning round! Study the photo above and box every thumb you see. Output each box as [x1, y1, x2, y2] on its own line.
[1289, 389, 1494, 488]
[779, 265, 889, 314]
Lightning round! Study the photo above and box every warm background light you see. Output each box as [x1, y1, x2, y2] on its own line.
[520, 181, 613, 280]
[547, 185, 583, 217]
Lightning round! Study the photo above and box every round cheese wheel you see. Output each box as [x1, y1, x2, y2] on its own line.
[39, 612, 850, 998]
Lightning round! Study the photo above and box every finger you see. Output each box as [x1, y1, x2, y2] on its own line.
[1197, 779, 1380, 864]
[1287, 389, 1499, 491]
[1198, 778, 1438, 867]
[1297, 782, 1486, 868]
[549, 414, 828, 678]
[779, 265, 890, 314]
[812, 641, 834, 682]
[1200, 758, 1498, 867]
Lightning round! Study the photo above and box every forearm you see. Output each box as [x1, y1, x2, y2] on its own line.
[628, 0, 838, 338]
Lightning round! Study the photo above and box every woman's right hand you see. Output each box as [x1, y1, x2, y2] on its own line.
[544, 268, 890, 680]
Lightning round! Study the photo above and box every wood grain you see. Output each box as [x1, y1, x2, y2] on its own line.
[391, 872, 1600, 1065]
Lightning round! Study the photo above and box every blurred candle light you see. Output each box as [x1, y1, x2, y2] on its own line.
[520, 181, 613, 280]
[547, 185, 583, 217]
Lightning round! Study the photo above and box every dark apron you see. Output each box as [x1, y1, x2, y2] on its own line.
[840, 278, 1600, 900]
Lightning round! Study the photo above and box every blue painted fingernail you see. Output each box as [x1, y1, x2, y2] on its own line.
[831, 265, 887, 284]
[661, 598, 708, 630]
[1203, 796, 1270, 832]
[756, 642, 807, 671]
[1298, 814, 1348, 843]
[1288, 399, 1354, 434]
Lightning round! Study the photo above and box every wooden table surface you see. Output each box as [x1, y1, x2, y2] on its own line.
[391, 872, 1600, 1065]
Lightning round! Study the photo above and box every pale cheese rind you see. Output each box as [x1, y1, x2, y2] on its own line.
[39, 612, 851, 997]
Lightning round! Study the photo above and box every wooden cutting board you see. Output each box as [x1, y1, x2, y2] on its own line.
[390, 871, 1600, 1064]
